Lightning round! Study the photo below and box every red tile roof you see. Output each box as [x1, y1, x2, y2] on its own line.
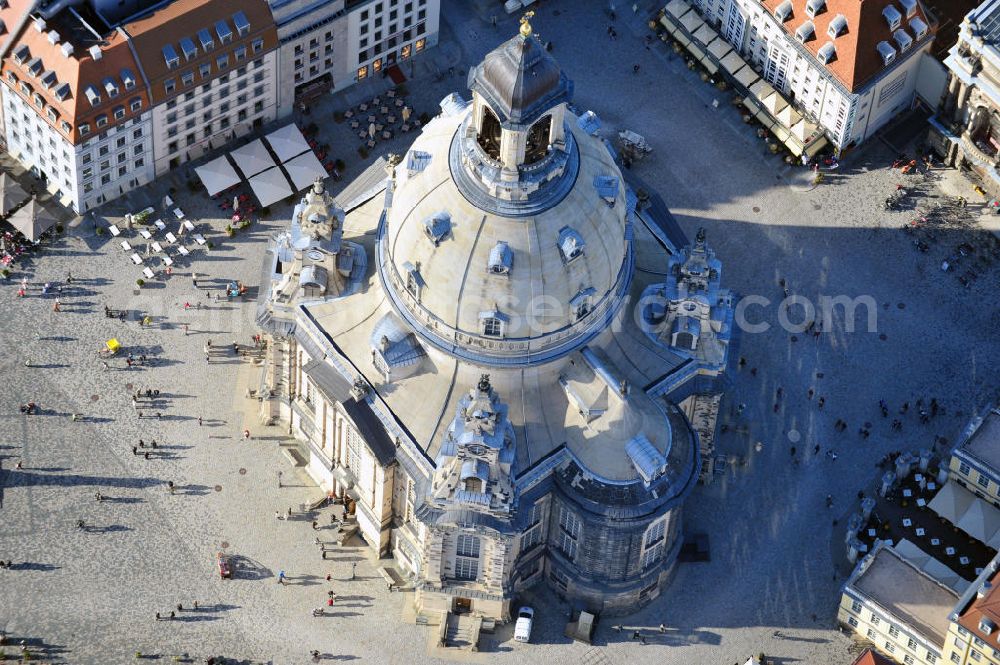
[958, 570, 1000, 650]
[123, 0, 277, 106]
[851, 648, 895, 665]
[758, 0, 936, 93]
[0, 5, 149, 143]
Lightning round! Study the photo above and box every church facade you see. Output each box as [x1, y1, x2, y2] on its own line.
[256, 18, 734, 622]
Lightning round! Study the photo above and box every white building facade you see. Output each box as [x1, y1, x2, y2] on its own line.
[268, 0, 441, 119]
[686, 0, 935, 151]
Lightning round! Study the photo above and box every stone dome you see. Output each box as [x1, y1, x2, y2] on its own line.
[378, 111, 632, 367]
[470, 32, 570, 126]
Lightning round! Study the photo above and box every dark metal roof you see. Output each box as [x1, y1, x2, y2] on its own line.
[302, 359, 353, 403]
[469, 33, 572, 126]
[342, 397, 396, 467]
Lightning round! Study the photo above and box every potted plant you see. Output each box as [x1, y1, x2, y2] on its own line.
[95, 226, 105, 236]
[55, 223, 64, 233]
[262, 206, 271, 217]
[136, 278, 145, 288]
[358, 146, 369, 159]
[225, 225, 235, 237]
[334, 158, 345, 172]
[206, 240, 214, 250]
[333, 111, 345, 123]
[1, 268, 10, 279]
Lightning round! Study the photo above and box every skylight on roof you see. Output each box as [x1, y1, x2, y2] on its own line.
[162, 44, 179, 68]
[179, 37, 197, 60]
[198, 28, 214, 50]
[215, 20, 232, 43]
[233, 11, 250, 37]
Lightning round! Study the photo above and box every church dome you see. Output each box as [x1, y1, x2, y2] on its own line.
[473, 33, 569, 125]
[377, 38, 632, 368]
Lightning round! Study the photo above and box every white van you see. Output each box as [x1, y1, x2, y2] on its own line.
[514, 606, 534, 643]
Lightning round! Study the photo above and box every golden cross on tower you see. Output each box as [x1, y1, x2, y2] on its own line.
[519, 10, 534, 37]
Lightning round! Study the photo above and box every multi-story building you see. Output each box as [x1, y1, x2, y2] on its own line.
[267, 0, 440, 118]
[0, 0, 279, 212]
[123, 0, 279, 175]
[839, 540, 958, 665]
[934, 0, 1000, 192]
[0, 0, 155, 212]
[257, 21, 734, 623]
[943, 555, 1000, 665]
[683, 0, 936, 152]
[948, 405, 1000, 507]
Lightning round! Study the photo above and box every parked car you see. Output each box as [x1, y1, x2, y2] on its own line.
[514, 606, 534, 643]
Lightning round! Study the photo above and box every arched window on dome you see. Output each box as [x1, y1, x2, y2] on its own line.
[524, 114, 552, 165]
[477, 105, 502, 161]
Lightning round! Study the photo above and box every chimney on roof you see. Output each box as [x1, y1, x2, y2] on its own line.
[33, 17, 46, 32]
[88, 45, 101, 60]
[60, 42, 73, 57]
[979, 581, 993, 599]
[47, 30, 59, 45]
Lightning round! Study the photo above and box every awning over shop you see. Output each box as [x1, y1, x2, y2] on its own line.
[707, 38, 733, 61]
[692, 24, 716, 46]
[775, 104, 801, 128]
[929, 481, 976, 526]
[679, 10, 705, 34]
[194, 155, 241, 196]
[231, 139, 275, 179]
[283, 150, 328, 192]
[264, 123, 311, 163]
[248, 166, 293, 207]
[686, 42, 707, 63]
[720, 51, 746, 76]
[803, 135, 829, 159]
[664, 0, 691, 19]
[733, 64, 759, 89]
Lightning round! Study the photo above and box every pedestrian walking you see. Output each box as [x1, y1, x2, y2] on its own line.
[287, 507, 293, 519]
[66, 271, 73, 284]
[15, 461, 23, 470]
[198, 416, 202, 426]
[632, 63, 640, 74]
[275, 510, 282, 520]
[659, 623, 666, 633]
[183, 324, 189, 335]
[312, 520, 318, 530]
[278, 570, 287, 585]
[132, 446, 138, 455]
[167, 480, 175, 494]
[326, 573, 332, 582]
[144, 451, 150, 459]
[52, 299, 61, 312]
[818, 397, 825, 409]
[278, 471, 283, 488]
[351, 562, 357, 580]
[632, 630, 640, 640]
[184, 302, 191, 310]
[243, 429, 251, 441]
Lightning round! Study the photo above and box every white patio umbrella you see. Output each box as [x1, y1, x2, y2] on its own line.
[8, 198, 59, 242]
[0, 173, 29, 216]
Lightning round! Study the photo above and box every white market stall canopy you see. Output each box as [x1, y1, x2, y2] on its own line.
[265, 123, 311, 163]
[231, 139, 275, 178]
[194, 155, 241, 196]
[930, 481, 1000, 545]
[283, 150, 328, 192]
[249, 166, 293, 207]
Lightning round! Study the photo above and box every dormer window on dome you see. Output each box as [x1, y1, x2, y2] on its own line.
[422, 211, 451, 245]
[570, 287, 596, 321]
[480, 309, 508, 338]
[488, 241, 513, 275]
[558, 226, 585, 263]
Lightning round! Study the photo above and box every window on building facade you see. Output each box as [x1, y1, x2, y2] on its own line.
[851, 599, 862, 613]
[164, 78, 176, 94]
[454, 534, 480, 580]
[557, 506, 580, 560]
[641, 518, 666, 569]
[980, 474, 991, 489]
[235, 46, 247, 62]
[357, 65, 368, 80]
[960, 462, 972, 475]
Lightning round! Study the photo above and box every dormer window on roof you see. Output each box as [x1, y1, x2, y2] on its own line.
[479, 309, 508, 338]
[59, 120, 70, 134]
[26, 57, 42, 76]
[54, 82, 70, 101]
[877, 40, 897, 66]
[121, 69, 135, 90]
[103, 77, 119, 97]
[817, 41, 836, 64]
[84, 85, 100, 106]
[981, 618, 996, 635]
[570, 287, 596, 320]
[883, 5, 902, 30]
[774, 0, 792, 22]
[910, 16, 928, 40]
[233, 11, 250, 37]
[215, 20, 233, 44]
[405, 149, 431, 173]
[45, 106, 56, 121]
[4, 71, 15, 84]
[558, 225, 584, 263]
[626, 434, 668, 484]
[795, 20, 815, 43]
[12, 45, 28, 65]
[113, 104, 125, 119]
[827, 14, 847, 38]
[593, 174, 619, 205]
[422, 211, 451, 245]
[46, 29, 58, 44]
[17, 81, 30, 96]
[198, 28, 215, 51]
[180, 37, 197, 61]
[899, 0, 917, 18]
[40, 70, 56, 89]
[163, 44, 180, 69]
[403, 261, 425, 298]
[893, 28, 913, 51]
[95, 113, 108, 127]
[488, 241, 513, 275]
[805, 0, 824, 18]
